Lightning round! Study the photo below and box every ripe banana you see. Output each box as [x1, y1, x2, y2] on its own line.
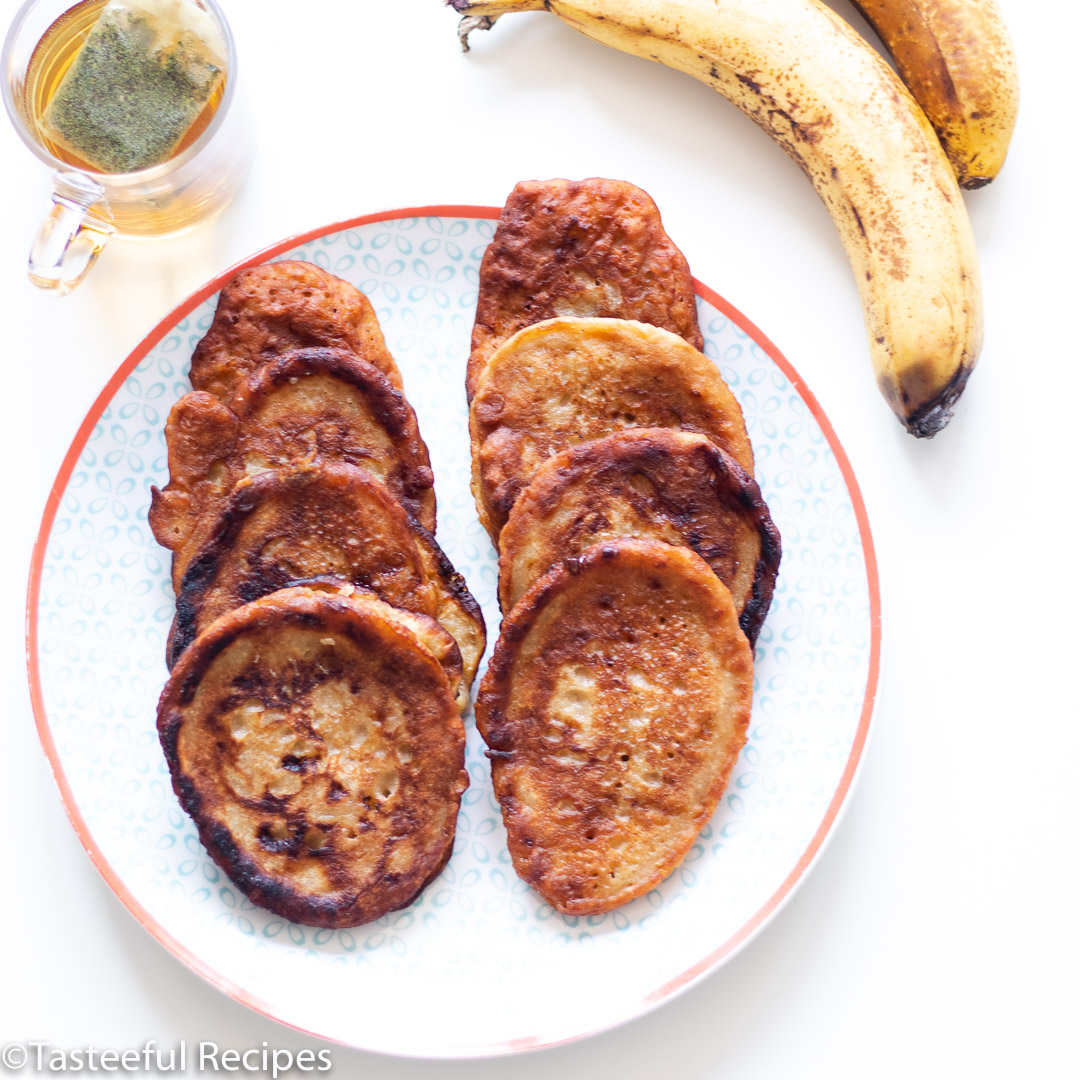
[850, 0, 1019, 188]
[450, 0, 983, 437]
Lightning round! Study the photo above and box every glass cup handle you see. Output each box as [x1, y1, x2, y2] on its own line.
[28, 171, 114, 295]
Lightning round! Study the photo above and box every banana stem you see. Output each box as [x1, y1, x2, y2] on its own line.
[449, 0, 547, 11]
[448, 0, 546, 51]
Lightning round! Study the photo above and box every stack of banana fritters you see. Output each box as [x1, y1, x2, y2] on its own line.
[469, 179, 781, 915]
[150, 261, 484, 928]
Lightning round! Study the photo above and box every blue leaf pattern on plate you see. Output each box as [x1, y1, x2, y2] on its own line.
[32, 214, 873, 1053]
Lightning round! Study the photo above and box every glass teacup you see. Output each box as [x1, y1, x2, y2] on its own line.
[3, 0, 251, 294]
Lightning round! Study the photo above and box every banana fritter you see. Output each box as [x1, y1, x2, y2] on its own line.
[467, 177, 703, 399]
[167, 462, 484, 709]
[469, 317, 753, 540]
[158, 586, 468, 928]
[190, 261, 404, 401]
[498, 429, 780, 644]
[476, 539, 753, 915]
[149, 346, 436, 586]
[408, 518, 487, 699]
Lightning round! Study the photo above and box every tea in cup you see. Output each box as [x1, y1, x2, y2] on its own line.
[3, 0, 250, 293]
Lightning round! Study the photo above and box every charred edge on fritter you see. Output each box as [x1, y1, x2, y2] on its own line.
[183, 594, 456, 707]
[741, 503, 782, 648]
[234, 347, 435, 501]
[501, 431, 780, 643]
[158, 595, 465, 927]
[201, 818, 354, 928]
[701, 445, 781, 647]
[408, 516, 486, 639]
[634, 435, 779, 646]
[176, 775, 456, 928]
[238, 346, 410, 437]
[169, 600, 344, 707]
[167, 480, 270, 667]
[655, 443, 780, 647]
[165, 463, 403, 668]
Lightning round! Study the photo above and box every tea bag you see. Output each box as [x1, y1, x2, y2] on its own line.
[43, 0, 227, 173]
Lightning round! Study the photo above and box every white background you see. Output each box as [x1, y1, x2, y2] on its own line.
[0, 0, 1076, 1076]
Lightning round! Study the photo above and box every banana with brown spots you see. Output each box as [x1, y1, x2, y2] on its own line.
[451, 0, 984, 437]
[850, 0, 1018, 189]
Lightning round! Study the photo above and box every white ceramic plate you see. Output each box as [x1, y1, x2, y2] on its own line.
[28, 206, 880, 1058]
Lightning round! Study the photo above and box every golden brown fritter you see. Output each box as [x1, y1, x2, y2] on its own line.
[149, 346, 436, 586]
[169, 463, 433, 658]
[498, 429, 780, 645]
[149, 390, 240, 585]
[469, 318, 753, 541]
[157, 586, 468, 928]
[408, 519, 487, 701]
[475, 539, 753, 915]
[281, 580, 465, 704]
[467, 178, 703, 399]
[228, 347, 435, 529]
[167, 462, 484, 711]
[189, 261, 403, 402]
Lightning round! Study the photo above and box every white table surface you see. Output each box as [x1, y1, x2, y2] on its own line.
[1, 0, 1076, 1075]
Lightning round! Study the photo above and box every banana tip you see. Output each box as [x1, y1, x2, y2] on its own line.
[902, 402, 955, 438]
[895, 365, 974, 438]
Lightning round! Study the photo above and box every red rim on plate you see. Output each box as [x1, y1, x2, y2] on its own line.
[25, 205, 881, 1058]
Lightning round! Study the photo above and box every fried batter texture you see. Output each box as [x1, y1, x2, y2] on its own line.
[149, 346, 437, 586]
[476, 539, 753, 914]
[469, 318, 753, 540]
[167, 462, 484, 709]
[190, 261, 404, 401]
[498, 429, 780, 644]
[467, 178, 703, 398]
[158, 586, 468, 928]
